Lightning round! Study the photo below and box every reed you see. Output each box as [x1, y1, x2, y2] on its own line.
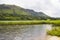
[0, 20, 60, 25]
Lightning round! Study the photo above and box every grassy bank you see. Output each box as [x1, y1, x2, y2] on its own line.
[0, 20, 60, 25]
[47, 26, 60, 37]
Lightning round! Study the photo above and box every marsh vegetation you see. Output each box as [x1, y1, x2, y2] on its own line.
[0, 20, 60, 25]
[47, 25, 60, 37]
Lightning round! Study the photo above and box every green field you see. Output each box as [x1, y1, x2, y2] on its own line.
[0, 20, 60, 25]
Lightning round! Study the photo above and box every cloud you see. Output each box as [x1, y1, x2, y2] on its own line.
[0, 0, 60, 17]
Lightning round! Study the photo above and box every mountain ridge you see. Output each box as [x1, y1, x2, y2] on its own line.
[0, 4, 50, 20]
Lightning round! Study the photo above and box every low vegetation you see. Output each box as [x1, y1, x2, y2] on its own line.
[0, 20, 60, 25]
[47, 26, 60, 37]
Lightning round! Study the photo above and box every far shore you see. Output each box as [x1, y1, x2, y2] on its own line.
[0, 20, 59, 25]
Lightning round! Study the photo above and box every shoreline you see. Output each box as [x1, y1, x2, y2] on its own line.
[0, 20, 59, 25]
[47, 35, 60, 40]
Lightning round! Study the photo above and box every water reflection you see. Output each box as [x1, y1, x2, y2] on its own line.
[0, 24, 52, 40]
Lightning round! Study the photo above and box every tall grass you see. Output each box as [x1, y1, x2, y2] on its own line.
[47, 26, 60, 37]
[0, 20, 60, 25]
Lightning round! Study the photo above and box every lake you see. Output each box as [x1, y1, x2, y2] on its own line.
[0, 24, 53, 40]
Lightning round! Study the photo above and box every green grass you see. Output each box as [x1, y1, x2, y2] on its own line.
[0, 20, 60, 25]
[47, 26, 60, 37]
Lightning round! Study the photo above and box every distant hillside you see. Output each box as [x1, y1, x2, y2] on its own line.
[0, 4, 50, 20]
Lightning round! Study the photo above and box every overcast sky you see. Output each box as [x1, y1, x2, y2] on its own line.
[0, 0, 60, 17]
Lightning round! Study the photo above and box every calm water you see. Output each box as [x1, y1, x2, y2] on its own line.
[0, 24, 52, 40]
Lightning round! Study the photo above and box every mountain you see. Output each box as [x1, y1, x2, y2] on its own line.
[0, 4, 50, 20]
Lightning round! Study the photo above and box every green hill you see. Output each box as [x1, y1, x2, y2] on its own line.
[0, 4, 50, 20]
